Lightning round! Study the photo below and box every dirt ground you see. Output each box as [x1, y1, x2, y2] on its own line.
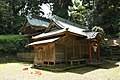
[0, 61, 120, 80]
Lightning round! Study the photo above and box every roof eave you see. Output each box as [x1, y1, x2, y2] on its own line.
[32, 31, 66, 40]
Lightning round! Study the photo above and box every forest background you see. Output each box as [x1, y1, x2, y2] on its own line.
[0, 0, 119, 38]
[0, 0, 119, 58]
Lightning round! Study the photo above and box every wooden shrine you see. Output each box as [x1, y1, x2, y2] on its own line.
[27, 15, 104, 66]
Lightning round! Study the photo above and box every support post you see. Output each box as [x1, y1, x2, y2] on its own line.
[97, 45, 100, 63]
[88, 40, 92, 63]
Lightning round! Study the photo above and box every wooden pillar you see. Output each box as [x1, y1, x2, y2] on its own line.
[97, 45, 100, 63]
[73, 36, 75, 58]
[88, 40, 92, 63]
[65, 32, 68, 62]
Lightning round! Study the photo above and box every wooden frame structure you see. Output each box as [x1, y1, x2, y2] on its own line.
[88, 37, 101, 63]
[27, 15, 104, 66]
[29, 31, 89, 66]
[19, 15, 50, 36]
[106, 38, 120, 56]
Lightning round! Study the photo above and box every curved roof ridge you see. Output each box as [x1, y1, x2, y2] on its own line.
[52, 15, 88, 29]
[26, 15, 50, 27]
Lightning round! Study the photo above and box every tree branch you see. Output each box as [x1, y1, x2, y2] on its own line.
[15, 2, 26, 15]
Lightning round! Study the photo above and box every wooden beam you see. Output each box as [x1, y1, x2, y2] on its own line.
[79, 43, 81, 58]
[97, 45, 100, 63]
[68, 31, 87, 38]
[73, 36, 75, 58]
[65, 32, 69, 62]
[33, 31, 66, 41]
[88, 40, 92, 63]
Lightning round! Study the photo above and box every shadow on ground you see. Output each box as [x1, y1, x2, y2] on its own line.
[33, 60, 119, 74]
[66, 60, 119, 74]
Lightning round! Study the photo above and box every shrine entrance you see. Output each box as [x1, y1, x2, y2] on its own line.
[88, 33, 104, 64]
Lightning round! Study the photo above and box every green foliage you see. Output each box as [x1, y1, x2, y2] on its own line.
[70, 0, 119, 37]
[69, 0, 89, 26]
[117, 32, 120, 38]
[0, 0, 119, 38]
[0, 1, 13, 34]
[100, 44, 111, 57]
[0, 35, 28, 56]
[88, 0, 120, 37]
[52, 0, 73, 19]
[0, 1, 25, 34]
[0, 0, 46, 34]
[0, 0, 73, 34]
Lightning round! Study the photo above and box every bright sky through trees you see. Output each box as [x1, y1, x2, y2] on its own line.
[41, 4, 52, 18]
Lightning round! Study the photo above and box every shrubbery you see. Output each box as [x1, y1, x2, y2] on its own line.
[0, 35, 29, 56]
[117, 32, 120, 38]
[100, 44, 111, 57]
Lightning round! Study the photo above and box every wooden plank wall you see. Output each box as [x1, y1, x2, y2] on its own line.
[55, 44, 65, 61]
[55, 37, 66, 61]
[33, 34, 89, 65]
[65, 35, 88, 59]
[43, 43, 55, 62]
[34, 43, 55, 65]
[54, 34, 89, 61]
[79, 39, 88, 58]
[34, 46, 40, 64]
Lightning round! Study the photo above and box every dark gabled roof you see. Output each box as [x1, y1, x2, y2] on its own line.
[19, 15, 51, 34]
[26, 15, 50, 27]
[51, 15, 88, 29]
[32, 15, 103, 40]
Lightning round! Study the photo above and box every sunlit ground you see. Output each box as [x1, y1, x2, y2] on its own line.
[0, 61, 120, 80]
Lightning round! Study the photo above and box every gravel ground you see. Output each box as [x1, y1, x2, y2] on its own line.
[0, 62, 120, 80]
